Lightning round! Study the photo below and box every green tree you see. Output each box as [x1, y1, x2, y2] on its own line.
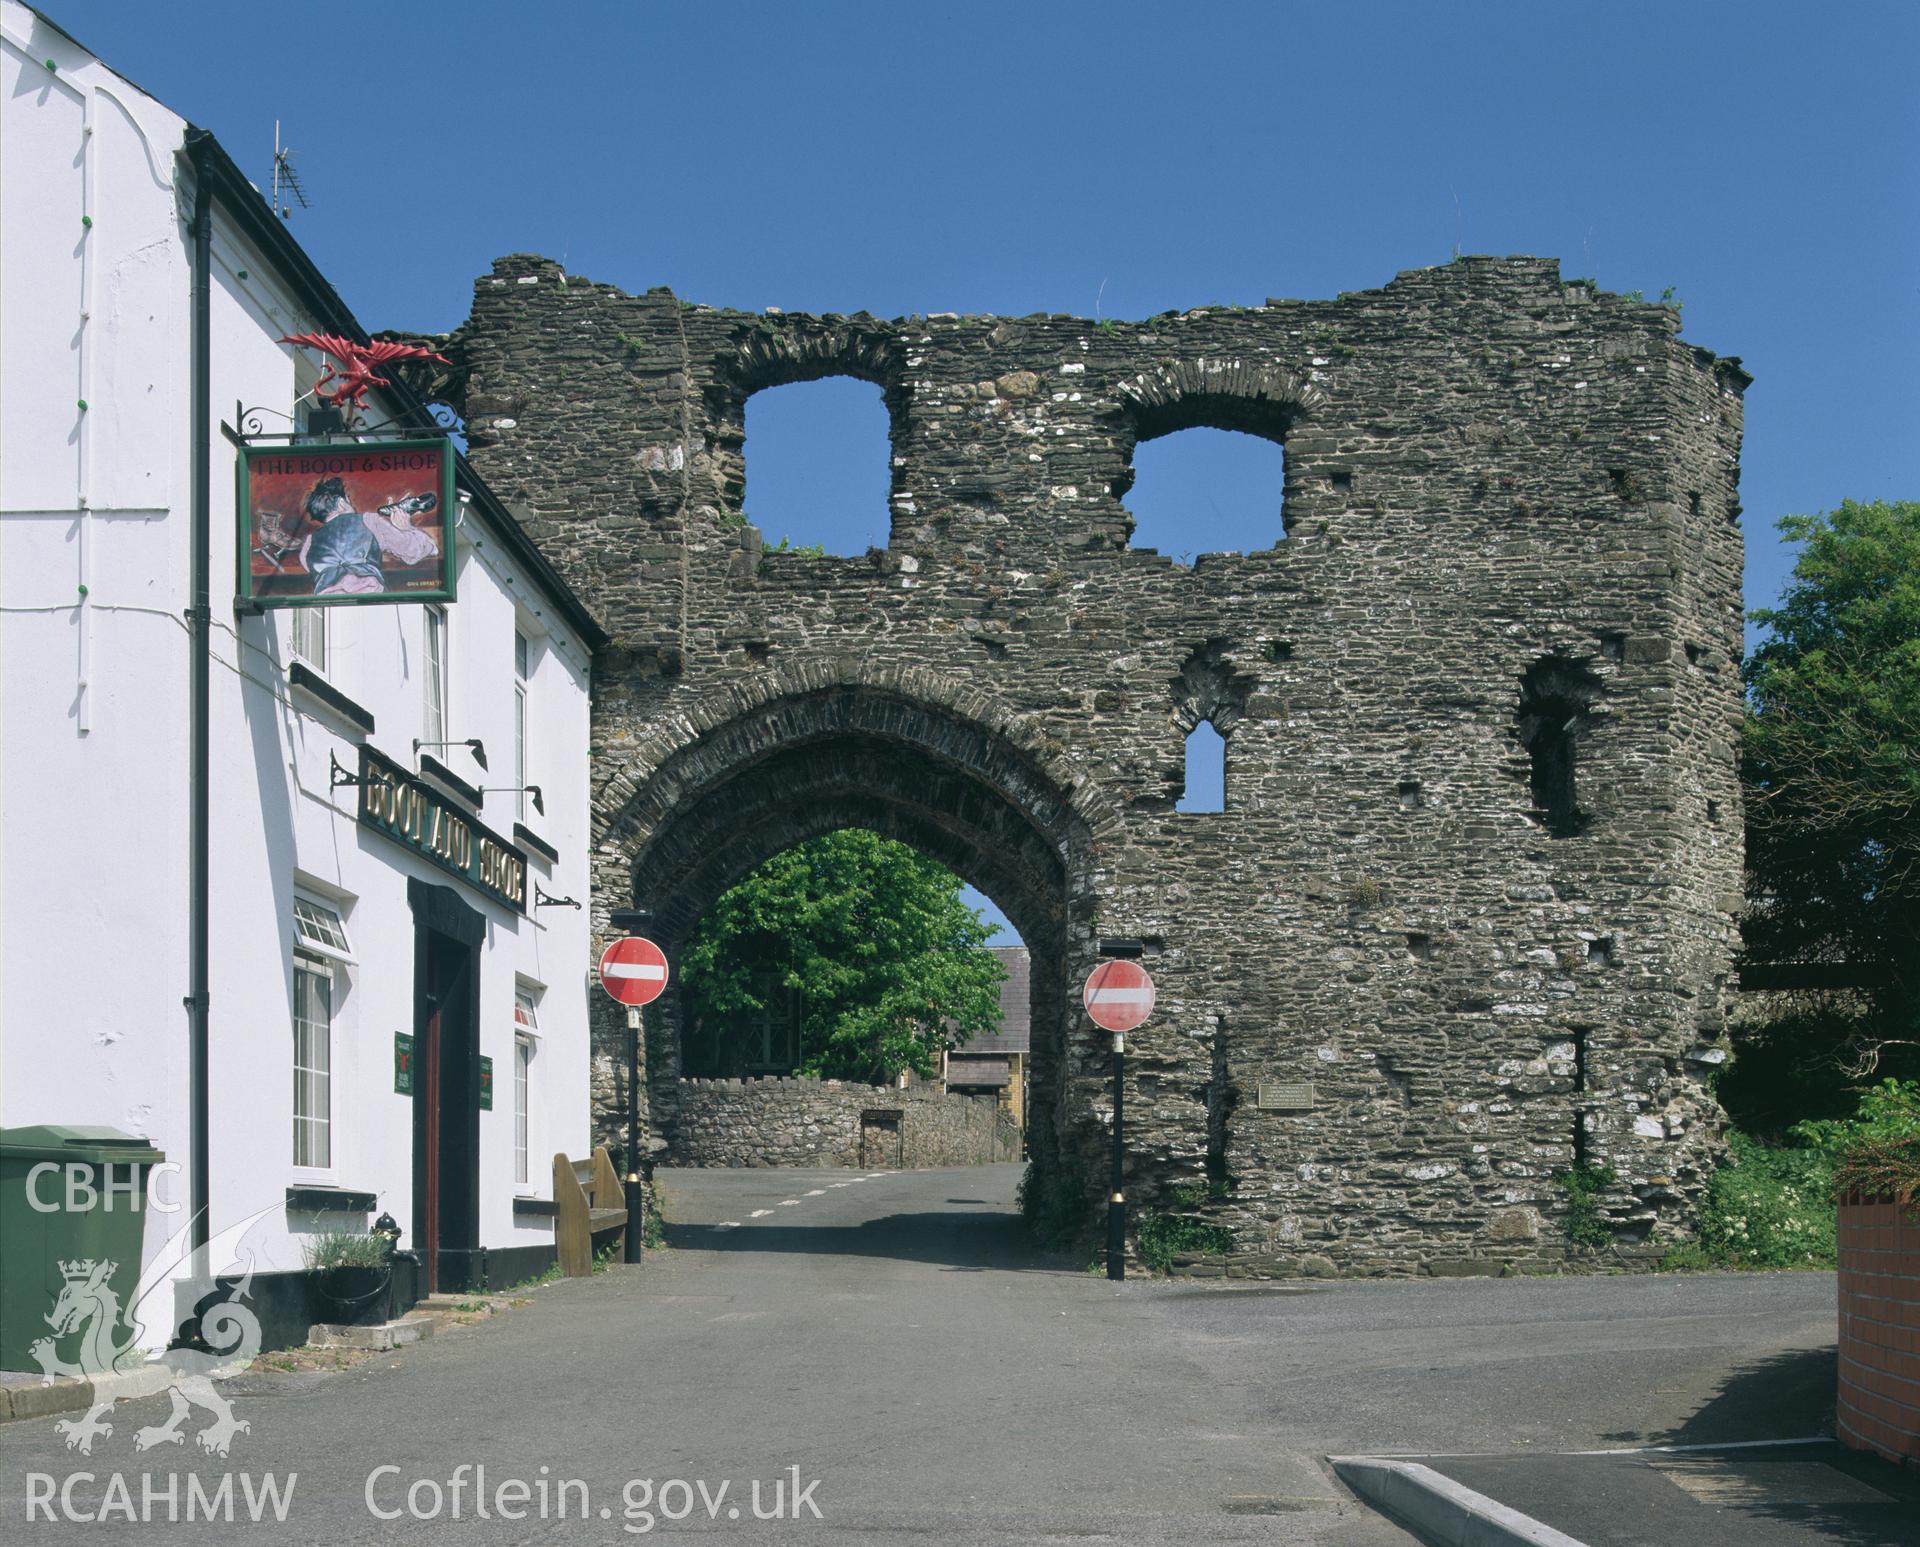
[679, 829, 1006, 1083]
[1739, 499, 1920, 1102]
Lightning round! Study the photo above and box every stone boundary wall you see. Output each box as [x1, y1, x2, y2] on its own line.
[667, 1077, 1020, 1169]
[1837, 1194, 1920, 1464]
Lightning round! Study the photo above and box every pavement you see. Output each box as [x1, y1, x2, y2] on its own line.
[0, 1162, 1908, 1545]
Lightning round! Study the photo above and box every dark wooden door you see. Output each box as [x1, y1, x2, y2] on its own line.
[412, 918, 479, 1295]
[422, 998, 442, 1291]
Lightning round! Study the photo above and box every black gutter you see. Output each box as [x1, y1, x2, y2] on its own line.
[181, 130, 605, 651]
[185, 130, 214, 1258]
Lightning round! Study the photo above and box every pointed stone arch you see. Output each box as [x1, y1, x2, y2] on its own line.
[594, 663, 1123, 1192]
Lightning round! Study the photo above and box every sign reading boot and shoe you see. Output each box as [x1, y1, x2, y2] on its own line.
[354, 747, 527, 912]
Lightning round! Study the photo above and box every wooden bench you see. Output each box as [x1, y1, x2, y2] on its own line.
[553, 1147, 628, 1277]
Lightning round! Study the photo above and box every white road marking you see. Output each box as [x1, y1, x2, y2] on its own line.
[829, 1182, 851, 1188]
[805, 1189, 826, 1196]
[750, 1208, 773, 1218]
[778, 1199, 800, 1207]
[715, 1221, 740, 1229]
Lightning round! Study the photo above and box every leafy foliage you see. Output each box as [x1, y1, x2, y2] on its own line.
[1552, 1162, 1617, 1249]
[1697, 1132, 1836, 1268]
[641, 1178, 667, 1250]
[1742, 500, 1920, 1089]
[1682, 1083, 1919, 1269]
[301, 1231, 388, 1271]
[1136, 1216, 1234, 1272]
[679, 829, 1004, 1083]
[1133, 1181, 1235, 1271]
[1789, 1077, 1920, 1156]
[1017, 1162, 1092, 1250]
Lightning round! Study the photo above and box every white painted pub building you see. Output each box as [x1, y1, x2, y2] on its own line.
[1, 3, 605, 1344]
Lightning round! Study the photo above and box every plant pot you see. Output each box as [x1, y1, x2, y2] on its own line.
[313, 1263, 390, 1326]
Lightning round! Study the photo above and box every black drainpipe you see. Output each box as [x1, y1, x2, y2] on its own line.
[185, 130, 213, 1259]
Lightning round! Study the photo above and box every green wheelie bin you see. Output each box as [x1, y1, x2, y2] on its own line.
[0, 1126, 166, 1372]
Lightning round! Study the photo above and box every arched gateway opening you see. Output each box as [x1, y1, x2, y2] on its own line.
[597, 673, 1113, 1226]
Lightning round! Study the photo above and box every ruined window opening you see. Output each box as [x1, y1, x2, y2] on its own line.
[1398, 779, 1423, 809]
[1517, 658, 1601, 838]
[1124, 427, 1287, 562]
[1570, 1025, 1592, 1169]
[743, 377, 891, 556]
[1180, 721, 1227, 813]
[1205, 1025, 1232, 1187]
[1587, 937, 1614, 967]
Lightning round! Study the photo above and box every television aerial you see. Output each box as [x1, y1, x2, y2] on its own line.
[271, 121, 309, 221]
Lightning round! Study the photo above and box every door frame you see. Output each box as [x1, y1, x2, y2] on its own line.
[408, 879, 484, 1294]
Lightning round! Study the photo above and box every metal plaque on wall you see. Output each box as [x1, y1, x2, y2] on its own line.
[1257, 1081, 1316, 1112]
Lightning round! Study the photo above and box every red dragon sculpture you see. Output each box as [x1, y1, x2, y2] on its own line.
[279, 333, 452, 413]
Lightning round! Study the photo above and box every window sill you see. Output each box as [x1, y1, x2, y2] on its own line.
[289, 664, 375, 736]
[513, 822, 559, 865]
[285, 1183, 376, 1214]
[512, 1197, 558, 1219]
[418, 753, 483, 807]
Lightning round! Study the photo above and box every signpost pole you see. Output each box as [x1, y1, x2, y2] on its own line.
[600, 932, 665, 1267]
[1107, 1030, 1126, 1281]
[1083, 952, 1151, 1284]
[625, 1005, 643, 1265]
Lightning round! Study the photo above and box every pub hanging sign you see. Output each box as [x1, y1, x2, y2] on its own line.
[355, 746, 528, 913]
[237, 438, 456, 608]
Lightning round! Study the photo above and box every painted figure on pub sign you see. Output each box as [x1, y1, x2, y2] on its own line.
[238, 440, 457, 607]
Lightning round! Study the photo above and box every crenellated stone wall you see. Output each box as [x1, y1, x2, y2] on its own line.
[439, 254, 1749, 1274]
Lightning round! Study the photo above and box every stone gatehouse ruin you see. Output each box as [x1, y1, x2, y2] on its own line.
[430, 253, 1748, 1274]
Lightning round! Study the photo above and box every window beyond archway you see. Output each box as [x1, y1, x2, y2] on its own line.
[1125, 427, 1286, 562]
[744, 378, 891, 557]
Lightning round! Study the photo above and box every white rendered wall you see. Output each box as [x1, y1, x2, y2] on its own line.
[1, 4, 196, 1308]
[1, 0, 594, 1326]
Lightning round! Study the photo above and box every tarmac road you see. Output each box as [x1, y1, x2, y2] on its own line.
[0, 1163, 1883, 1545]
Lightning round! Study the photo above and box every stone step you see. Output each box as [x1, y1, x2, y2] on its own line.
[308, 1315, 436, 1351]
[413, 1292, 514, 1314]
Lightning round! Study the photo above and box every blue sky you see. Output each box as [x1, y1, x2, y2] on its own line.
[55, 1, 1917, 945]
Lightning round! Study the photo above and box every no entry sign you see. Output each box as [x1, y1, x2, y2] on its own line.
[1082, 959, 1155, 1032]
[599, 936, 669, 1007]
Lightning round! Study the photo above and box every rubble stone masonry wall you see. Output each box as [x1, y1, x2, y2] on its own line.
[669, 1079, 1019, 1170]
[446, 253, 1749, 1273]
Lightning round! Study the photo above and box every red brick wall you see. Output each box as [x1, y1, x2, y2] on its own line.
[1837, 1194, 1920, 1464]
